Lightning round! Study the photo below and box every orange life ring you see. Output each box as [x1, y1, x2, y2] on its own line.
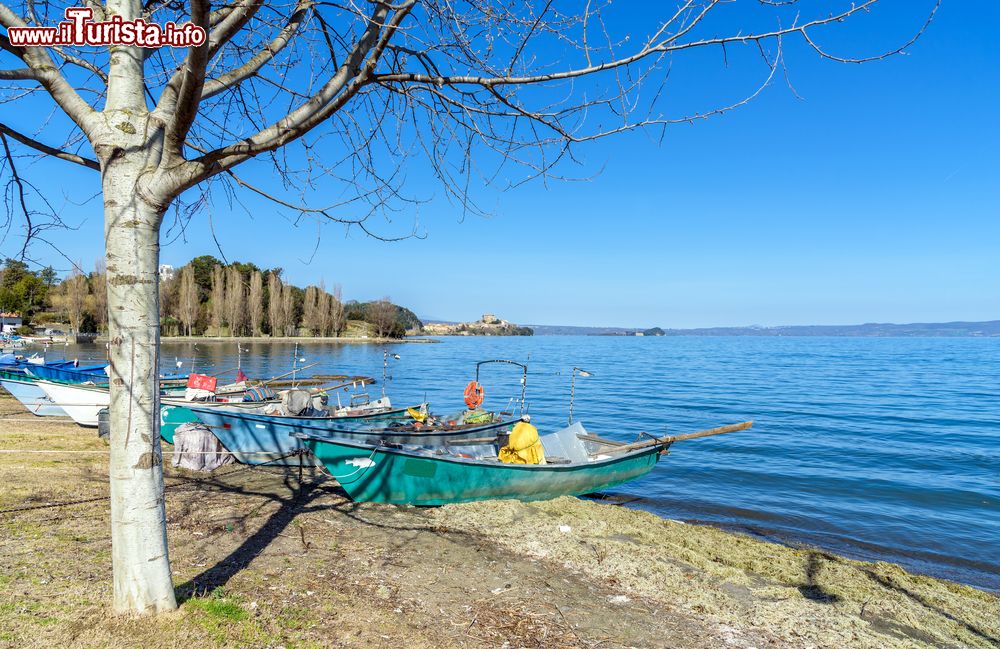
[463, 380, 484, 409]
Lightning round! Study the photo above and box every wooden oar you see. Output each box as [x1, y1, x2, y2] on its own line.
[260, 362, 320, 385]
[591, 421, 753, 454]
[307, 379, 378, 394]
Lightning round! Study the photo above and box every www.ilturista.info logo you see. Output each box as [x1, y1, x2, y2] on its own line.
[7, 7, 206, 48]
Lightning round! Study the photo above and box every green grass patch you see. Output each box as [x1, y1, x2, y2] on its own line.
[186, 588, 248, 623]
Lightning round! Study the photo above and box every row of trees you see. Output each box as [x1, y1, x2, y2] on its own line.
[162, 256, 412, 337]
[0, 259, 56, 320]
[2, 256, 414, 339]
[0, 258, 107, 334]
[174, 261, 347, 337]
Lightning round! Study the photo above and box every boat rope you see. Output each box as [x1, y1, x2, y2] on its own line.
[316, 445, 380, 481]
[0, 495, 111, 514]
[0, 450, 311, 516]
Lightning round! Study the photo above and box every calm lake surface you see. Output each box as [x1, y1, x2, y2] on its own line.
[68, 336, 1000, 591]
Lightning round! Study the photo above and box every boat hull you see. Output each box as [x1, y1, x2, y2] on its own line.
[0, 376, 67, 416]
[181, 403, 452, 466]
[159, 399, 285, 444]
[303, 438, 663, 505]
[26, 364, 109, 384]
[36, 381, 108, 427]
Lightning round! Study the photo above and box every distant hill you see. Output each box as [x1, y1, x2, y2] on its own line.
[421, 313, 533, 336]
[527, 324, 639, 336]
[527, 321, 1000, 337]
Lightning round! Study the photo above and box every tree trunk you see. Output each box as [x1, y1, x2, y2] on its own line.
[103, 160, 177, 615]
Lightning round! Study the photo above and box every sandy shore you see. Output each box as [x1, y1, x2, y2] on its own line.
[0, 395, 996, 648]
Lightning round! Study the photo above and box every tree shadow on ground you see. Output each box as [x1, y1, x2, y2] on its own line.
[171, 464, 462, 603]
[860, 567, 1000, 646]
[797, 551, 842, 603]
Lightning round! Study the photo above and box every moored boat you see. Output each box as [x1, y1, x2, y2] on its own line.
[35, 380, 108, 426]
[0, 370, 68, 416]
[159, 398, 283, 444]
[296, 421, 753, 505]
[25, 363, 110, 384]
[179, 401, 442, 465]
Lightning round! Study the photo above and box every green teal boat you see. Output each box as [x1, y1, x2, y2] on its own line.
[159, 399, 277, 444]
[296, 421, 752, 505]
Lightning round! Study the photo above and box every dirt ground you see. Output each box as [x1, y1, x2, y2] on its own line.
[0, 394, 996, 648]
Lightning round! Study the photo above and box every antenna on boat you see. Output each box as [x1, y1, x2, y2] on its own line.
[568, 367, 593, 425]
[382, 349, 400, 398]
[291, 341, 306, 388]
[475, 359, 528, 417]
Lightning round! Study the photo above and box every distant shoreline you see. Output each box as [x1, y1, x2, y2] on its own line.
[528, 320, 1000, 337]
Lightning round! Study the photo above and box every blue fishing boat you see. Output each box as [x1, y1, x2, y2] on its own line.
[25, 363, 109, 384]
[181, 402, 493, 465]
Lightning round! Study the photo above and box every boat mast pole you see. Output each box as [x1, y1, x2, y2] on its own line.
[569, 370, 575, 425]
[568, 367, 592, 425]
[382, 350, 399, 399]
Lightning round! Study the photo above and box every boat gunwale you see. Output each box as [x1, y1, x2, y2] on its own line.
[300, 434, 665, 473]
[279, 414, 519, 438]
[183, 402, 440, 426]
[34, 379, 110, 392]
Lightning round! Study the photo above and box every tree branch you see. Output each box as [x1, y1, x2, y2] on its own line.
[368, 1, 913, 89]
[168, 0, 413, 194]
[0, 67, 39, 80]
[0, 122, 100, 170]
[201, 0, 310, 100]
[162, 0, 211, 155]
[0, 3, 99, 136]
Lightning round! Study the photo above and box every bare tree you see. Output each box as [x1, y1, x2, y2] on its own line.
[329, 285, 345, 337]
[158, 273, 175, 329]
[64, 268, 89, 334]
[317, 290, 332, 337]
[369, 297, 397, 339]
[209, 264, 225, 337]
[223, 265, 245, 336]
[267, 272, 283, 337]
[301, 285, 319, 334]
[248, 270, 263, 336]
[91, 260, 107, 333]
[0, 0, 939, 616]
[178, 265, 199, 336]
[280, 282, 296, 337]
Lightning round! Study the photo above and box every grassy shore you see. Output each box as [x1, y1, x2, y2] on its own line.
[0, 394, 996, 648]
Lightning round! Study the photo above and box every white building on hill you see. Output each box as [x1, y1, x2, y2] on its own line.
[0, 312, 23, 333]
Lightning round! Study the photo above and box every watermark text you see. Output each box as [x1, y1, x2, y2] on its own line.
[7, 8, 206, 48]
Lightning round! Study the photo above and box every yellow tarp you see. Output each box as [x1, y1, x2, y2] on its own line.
[498, 421, 546, 465]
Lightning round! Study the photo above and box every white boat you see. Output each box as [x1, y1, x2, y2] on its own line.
[36, 381, 108, 427]
[0, 375, 67, 417]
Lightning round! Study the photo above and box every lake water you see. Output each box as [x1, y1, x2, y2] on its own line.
[66, 336, 1000, 591]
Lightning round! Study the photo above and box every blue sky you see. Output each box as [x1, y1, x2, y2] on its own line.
[4, 0, 998, 328]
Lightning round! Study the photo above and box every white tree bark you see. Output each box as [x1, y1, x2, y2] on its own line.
[101, 125, 177, 615]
